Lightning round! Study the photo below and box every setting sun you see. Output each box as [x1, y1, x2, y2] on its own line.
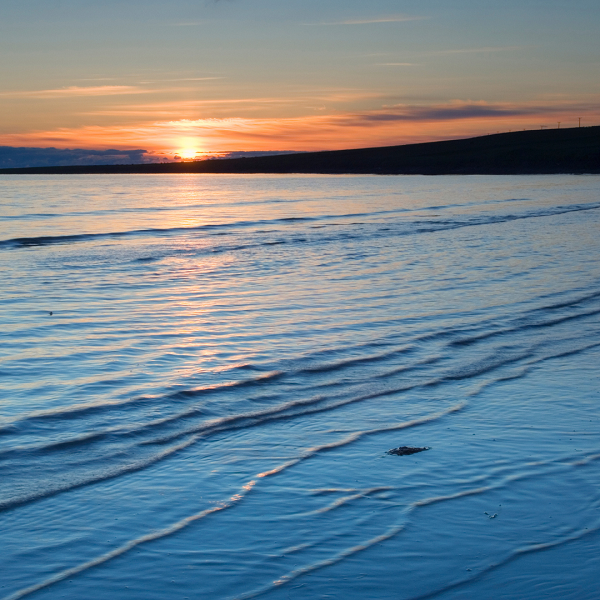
[178, 147, 199, 160]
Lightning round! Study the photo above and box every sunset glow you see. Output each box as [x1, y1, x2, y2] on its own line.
[4, 100, 598, 161]
[178, 147, 200, 160]
[1, 1, 599, 165]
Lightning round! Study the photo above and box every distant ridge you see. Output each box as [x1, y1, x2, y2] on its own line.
[1, 126, 599, 175]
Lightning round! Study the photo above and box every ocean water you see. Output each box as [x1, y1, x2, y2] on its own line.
[1, 174, 599, 600]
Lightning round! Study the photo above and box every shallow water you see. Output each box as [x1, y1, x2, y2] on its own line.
[1, 174, 599, 600]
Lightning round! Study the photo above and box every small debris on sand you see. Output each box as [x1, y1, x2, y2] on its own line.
[387, 446, 430, 456]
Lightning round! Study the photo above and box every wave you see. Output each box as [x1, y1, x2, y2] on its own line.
[0, 433, 200, 513]
[0, 404, 464, 600]
[0, 195, 532, 224]
[2, 289, 598, 513]
[2, 201, 599, 249]
[447, 287, 600, 348]
[0, 207, 407, 249]
[14, 283, 591, 441]
[232, 449, 600, 600]
[1, 477, 259, 600]
[0, 389, 464, 514]
[0, 219, 309, 249]
[0, 365, 457, 471]
[1, 279, 598, 519]
[408, 523, 600, 600]
[0, 369, 286, 430]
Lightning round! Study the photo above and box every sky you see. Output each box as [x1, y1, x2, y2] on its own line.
[1, 0, 599, 163]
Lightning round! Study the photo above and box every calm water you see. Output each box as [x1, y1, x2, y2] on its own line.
[1, 174, 600, 600]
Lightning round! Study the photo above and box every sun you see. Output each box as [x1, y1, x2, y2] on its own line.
[179, 147, 199, 160]
[175, 137, 205, 160]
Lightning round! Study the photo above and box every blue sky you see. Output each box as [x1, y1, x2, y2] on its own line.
[1, 0, 599, 159]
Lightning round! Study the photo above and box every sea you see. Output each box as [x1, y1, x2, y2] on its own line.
[1, 174, 599, 600]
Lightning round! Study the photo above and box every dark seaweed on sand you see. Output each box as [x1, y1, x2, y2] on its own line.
[387, 446, 430, 456]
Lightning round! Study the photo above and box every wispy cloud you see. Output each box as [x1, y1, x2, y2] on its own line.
[169, 21, 206, 27]
[316, 15, 426, 26]
[133, 77, 223, 84]
[170, 77, 224, 82]
[82, 97, 307, 117]
[81, 90, 384, 117]
[432, 46, 524, 55]
[0, 86, 150, 99]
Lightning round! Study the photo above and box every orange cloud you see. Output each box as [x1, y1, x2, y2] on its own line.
[2, 100, 599, 155]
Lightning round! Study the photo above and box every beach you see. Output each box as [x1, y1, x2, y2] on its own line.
[1, 174, 599, 600]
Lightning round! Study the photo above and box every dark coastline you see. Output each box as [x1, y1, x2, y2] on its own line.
[1, 126, 599, 175]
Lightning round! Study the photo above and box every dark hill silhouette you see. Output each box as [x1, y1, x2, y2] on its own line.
[1, 126, 599, 175]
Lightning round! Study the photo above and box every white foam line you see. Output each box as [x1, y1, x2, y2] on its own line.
[318, 487, 391, 510]
[1, 402, 465, 600]
[294, 487, 393, 518]
[232, 481, 533, 600]
[2, 479, 258, 600]
[0, 434, 201, 512]
[231, 447, 600, 600]
[237, 523, 412, 600]
[251, 490, 398, 572]
[256, 401, 467, 480]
